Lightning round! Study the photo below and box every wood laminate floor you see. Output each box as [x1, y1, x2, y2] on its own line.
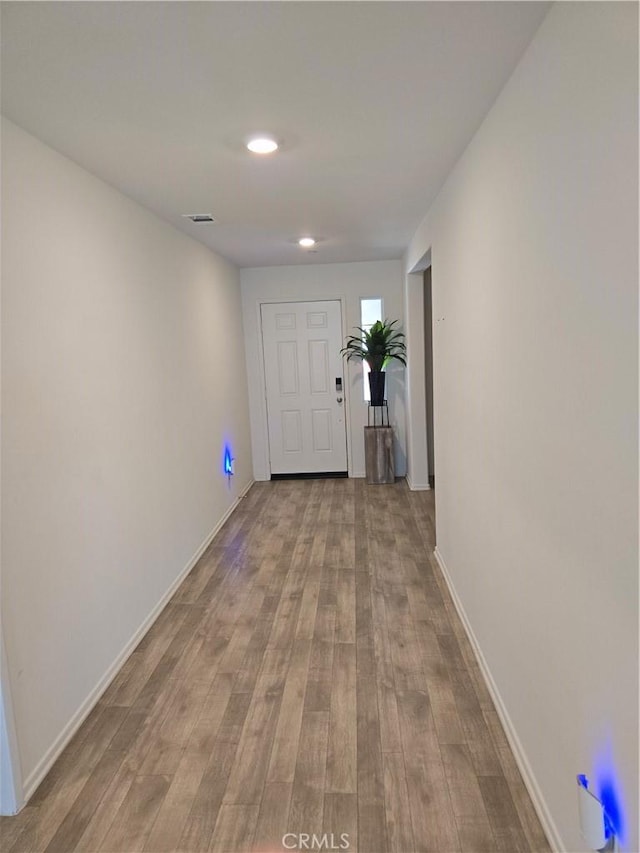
[1, 479, 551, 853]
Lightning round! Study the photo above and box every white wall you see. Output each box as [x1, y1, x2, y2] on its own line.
[404, 4, 638, 851]
[241, 261, 405, 480]
[1, 119, 253, 805]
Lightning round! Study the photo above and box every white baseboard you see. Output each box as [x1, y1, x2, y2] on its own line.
[20, 479, 254, 805]
[405, 474, 431, 491]
[433, 546, 564, 853]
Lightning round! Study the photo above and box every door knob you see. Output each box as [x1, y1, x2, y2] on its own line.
[337, 396, 343, 403]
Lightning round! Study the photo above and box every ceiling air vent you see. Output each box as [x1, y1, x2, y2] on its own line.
[182, 213, 216, 223]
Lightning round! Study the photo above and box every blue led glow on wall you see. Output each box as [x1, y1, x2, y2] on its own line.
[594, 744, 627, 846]
[222, 444, 234, 483]
[223, 445, 234, 477]
[596, 773, 624, 843]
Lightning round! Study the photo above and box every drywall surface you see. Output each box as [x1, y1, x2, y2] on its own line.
[1, 119, 252, 796]
[240, 261, 405, 480]
[405, 3, 638, 850]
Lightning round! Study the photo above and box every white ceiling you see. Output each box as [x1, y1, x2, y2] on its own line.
[1, 1, 550, 268]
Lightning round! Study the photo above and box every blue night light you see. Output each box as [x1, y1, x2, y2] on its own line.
[595, 769, 625, 845]
[578, 775, 615, 843]
[223, 445, 234, 480]
[583, 741, 627, 850]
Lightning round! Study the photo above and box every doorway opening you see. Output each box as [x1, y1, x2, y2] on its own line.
[424, 267, 435, 489]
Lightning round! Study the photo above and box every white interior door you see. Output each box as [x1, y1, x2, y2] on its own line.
[261, 300, 348, 475]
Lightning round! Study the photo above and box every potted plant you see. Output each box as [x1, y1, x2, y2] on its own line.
[341, 319, 407, 406]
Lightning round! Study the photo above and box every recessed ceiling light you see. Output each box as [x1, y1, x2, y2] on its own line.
[298, 237, 316, 248]
[247, 136, 278, 154]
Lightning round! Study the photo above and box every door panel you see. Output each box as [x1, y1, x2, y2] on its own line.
[281, 410, 302, 454]
[277, 341, 299, 395]
[311, 409, 332, 452]
[307, 311, 328, 328]
[275, 312, 296, 330]
[308, 340, 329, 394]
[261, 300, 347, 474]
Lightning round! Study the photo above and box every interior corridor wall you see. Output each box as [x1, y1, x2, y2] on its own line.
[404, 3, 638, 850]
[1, 119, 253, 804]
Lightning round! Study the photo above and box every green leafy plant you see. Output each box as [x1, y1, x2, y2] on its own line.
[340, 319, 407, 372]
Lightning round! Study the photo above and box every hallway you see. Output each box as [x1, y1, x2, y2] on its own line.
[1, 479, 550, 853]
